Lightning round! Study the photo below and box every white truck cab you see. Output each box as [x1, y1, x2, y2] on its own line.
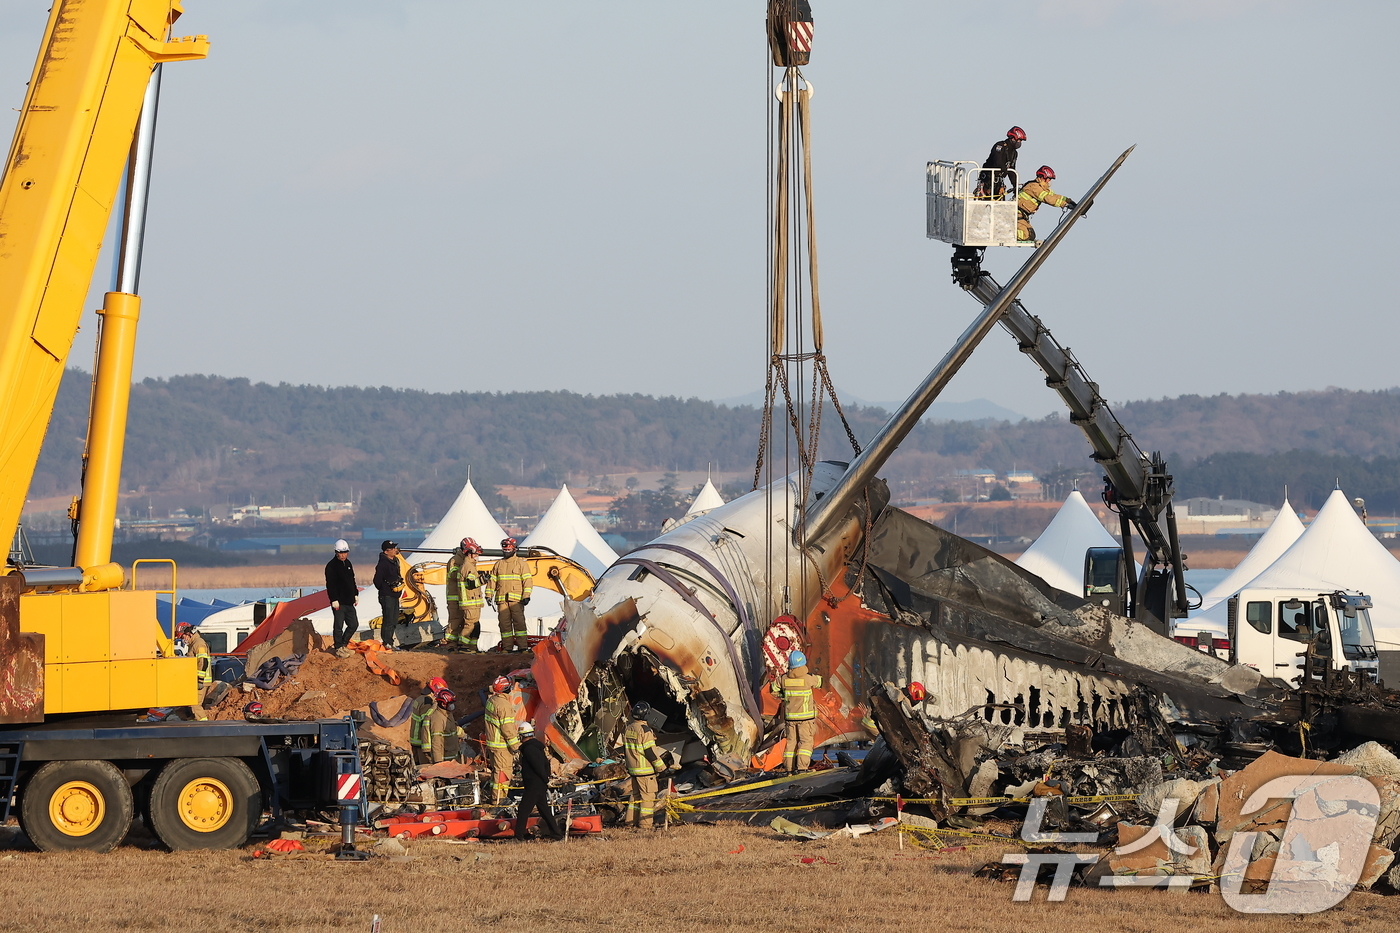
[1206, 588, 1380, 686]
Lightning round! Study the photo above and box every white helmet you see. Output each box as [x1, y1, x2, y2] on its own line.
[518, 720, 536, 736]
[334, 539, 350, 553]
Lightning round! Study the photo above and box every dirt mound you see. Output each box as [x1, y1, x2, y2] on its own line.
[209, 647, 527, 752]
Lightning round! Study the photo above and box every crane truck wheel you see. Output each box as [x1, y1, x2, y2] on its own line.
[147, 757, 261, 850]
[19, 760, 134, 853]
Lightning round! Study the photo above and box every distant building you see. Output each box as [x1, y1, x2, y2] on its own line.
[221, 536, 342, 556]
[1178, 498, 1278, 521]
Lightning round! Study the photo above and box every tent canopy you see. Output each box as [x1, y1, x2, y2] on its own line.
[408, 480, 507, 562]
[522, 485, 620, 578]
[686, 479, 726, 516]
[1014, 491, 1121, 596]
[1230, 489, 1400, 648]
[1195, 497, 1305, 613]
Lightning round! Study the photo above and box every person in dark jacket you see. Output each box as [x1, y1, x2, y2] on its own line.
[513, 721, 563, 841]
[324, 539, 360, 649]
[977, 125, 1025, 199]
[373, 540, 403, 648]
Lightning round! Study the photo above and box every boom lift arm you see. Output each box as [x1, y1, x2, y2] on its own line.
[959, 273, 1190, 632]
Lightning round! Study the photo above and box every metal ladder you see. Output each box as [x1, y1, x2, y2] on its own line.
[0, 742, 23, 822]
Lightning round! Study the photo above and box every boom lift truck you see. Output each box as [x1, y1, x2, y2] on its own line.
[925, 153, 1383, 681]
[0, 1, 366, 854]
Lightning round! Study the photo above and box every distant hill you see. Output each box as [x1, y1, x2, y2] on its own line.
[714, 388, 1026, 423]
[28, 371, 1400, 525]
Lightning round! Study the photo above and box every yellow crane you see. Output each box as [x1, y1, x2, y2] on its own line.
[0, 1, 208, 718]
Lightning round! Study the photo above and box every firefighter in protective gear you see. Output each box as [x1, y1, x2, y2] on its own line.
[492, 538, 533, 653]
[1016, 166, 1076, 242]
[623, 702, 667, 828]
[177, 623, 214, 718]
[445, 538, 486, 651]
[408, 687, 438, 765]
[428, 689, 462, 764]
[483, 676, 521, 803]
[770, 649, 822, 772]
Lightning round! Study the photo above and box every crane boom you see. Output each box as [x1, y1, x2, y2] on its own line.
[0, 2, 206, 585]
[0, 1, 208, 720]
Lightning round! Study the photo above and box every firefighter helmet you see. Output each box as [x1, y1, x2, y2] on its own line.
[500, 537, 517, 550]
[907, 682, 926, 703]
[245, 701, 264, 717]
[491, 675, 511, 694]
[427, 676, 448, 695]
[787, 649, 807, 668]
[175, 622, 194, 636]
[1035, 165, 1055, 179]
[631, 701, 652, 720]
[436, 688, 456, 707]
[460, 537, 481, 555]
[1007, 126, 1026, 141]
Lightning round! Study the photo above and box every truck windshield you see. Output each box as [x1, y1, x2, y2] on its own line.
[1336, 607, 1378, 660]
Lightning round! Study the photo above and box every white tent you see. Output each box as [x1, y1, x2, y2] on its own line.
[685, 479, 726, 516]
[1227, 489, 1400, 649]
[1015, 491, 1121, 596]
[1194, 498, 1305, 614]
[399, 479, 510, 648]
[409, 479, 508, 561]
[522, 485, 620, 578]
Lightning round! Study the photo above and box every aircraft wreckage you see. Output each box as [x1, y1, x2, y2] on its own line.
[525, 5, 1400, 788]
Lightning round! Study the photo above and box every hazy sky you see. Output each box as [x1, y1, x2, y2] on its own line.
[1, 1, 1393, 418]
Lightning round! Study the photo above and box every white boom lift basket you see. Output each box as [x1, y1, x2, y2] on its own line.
[926, 160, 1031, 248]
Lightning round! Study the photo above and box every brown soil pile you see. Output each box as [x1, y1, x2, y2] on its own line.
[208, 647, 525, 751]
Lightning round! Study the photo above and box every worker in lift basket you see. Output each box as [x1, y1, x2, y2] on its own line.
[771, 649, 822, 772]
[976, 125, 1026, 199]
[372, 539, 403, 649]
[1017, 165, 1077, 242]
[492, 537, 533, 653]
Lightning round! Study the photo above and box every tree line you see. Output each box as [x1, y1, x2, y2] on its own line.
[28, 370, 1400, 525]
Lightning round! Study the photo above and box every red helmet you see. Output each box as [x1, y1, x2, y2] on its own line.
[245, 701, 264, 717]
[436, 689, 456, 707]
[1007, 126, 1026, 141]
[907, 682, 926, 703]
[460, 537, 481, 555]
[427, 676, 448, 694]
[500, 537, 517, 550]
[176, 622, 194, 636]
[491, 675, 511, 694]
[1035, 165, 1055, 180]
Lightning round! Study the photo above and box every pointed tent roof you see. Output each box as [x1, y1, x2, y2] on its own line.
[409, 479, 507, 561]
[1014, 491, 1121, 595]
[1195, 498, 1306, 613]
[522, 485, 620, 578]
[1224, 488, 1400, 648]
[685, 479, 725, 517]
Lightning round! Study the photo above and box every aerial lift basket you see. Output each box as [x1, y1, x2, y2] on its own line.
[926, 160, 1031, 248]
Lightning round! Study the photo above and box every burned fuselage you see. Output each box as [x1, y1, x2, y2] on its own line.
[529, 462, 1272, 769]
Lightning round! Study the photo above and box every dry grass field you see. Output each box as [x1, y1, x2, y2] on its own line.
[0, 823, 1393, 933]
